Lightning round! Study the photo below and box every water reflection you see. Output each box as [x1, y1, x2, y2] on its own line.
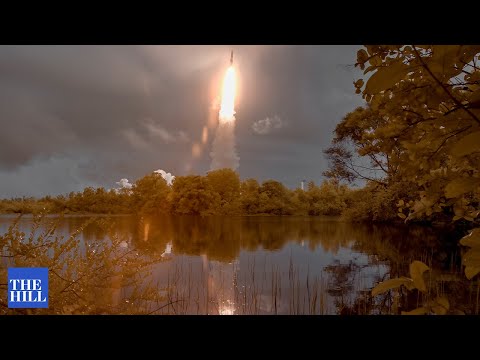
[0, 215, 467, 314]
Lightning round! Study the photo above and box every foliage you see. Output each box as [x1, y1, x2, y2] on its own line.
[0, 172, 354, 218]
[170, 175, 221, 216]
[0, 215, 161, 314]
[325, 45, 480, 225]
[342, 181, 416, 222]
[371, 260, 451, 315]
[258, 180, 294, 215]
[240, 178, 262, 215]
[206, 169, 241, 215]
[131, 173, 171, 215]
[460, 228, 480, 279]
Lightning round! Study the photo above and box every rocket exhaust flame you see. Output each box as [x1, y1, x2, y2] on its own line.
[219, 66, 236, 121]
[210, 54, 239, 171]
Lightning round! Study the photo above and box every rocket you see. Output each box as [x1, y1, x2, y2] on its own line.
[230, 51, 233, 65]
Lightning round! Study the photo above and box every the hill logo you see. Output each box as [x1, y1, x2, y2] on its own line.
[8, 268, 49, 308]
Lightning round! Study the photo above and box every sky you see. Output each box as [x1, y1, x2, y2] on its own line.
[0, 45, 365, 197]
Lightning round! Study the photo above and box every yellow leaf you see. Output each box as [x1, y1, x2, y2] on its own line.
[445, 177, 479, 198]
[463, 249, 480, 268]
[470, 89, 480, 105]
[431, 296, 449, 315]
[402, 307, 428, 315]
[409, 261, 429, 292]
[404, 279, 417, 291]
[465, 266, 480, 280]
[357, 49, 368, 64]
[460, 228, 480, 248]
[354, 79, 364, 88]
[429, 46, 461, 78]
[364, 62, 409, 95]
[450, 131, 480, 158]
[397, 212, 406, 219]
[397, 199, 404, 206]
[371, 277, 413, 297]
[369, 55, 382, 67]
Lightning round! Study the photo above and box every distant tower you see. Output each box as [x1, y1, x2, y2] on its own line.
[301, 179, 306, 191]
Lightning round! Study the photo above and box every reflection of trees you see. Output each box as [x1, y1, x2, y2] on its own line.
[326, 224, 469, 314]
[63, 214, 472, 314]
[120, 216, 451, 266]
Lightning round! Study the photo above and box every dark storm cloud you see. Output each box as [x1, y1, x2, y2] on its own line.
[0, 45, 364, 197]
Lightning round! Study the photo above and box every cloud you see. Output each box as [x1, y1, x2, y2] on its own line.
[0, 45, 364, 196]
[143, 119, 190, 144]
[154, 169, 175, 186]
[251, 115, 286, 135]
[116, 178, 133, 189]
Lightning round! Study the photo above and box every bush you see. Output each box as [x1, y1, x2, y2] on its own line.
[0, 215, 163, 314]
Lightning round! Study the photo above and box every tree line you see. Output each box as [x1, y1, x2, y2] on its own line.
[0, 169, 352, 218]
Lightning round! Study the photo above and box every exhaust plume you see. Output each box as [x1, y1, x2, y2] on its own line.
[210, 65, 239, 171]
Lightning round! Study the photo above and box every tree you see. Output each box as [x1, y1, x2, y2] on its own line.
[206, 168, 241, 215]
[170, 175, 221, 216]
[132, 173, 171, 214]
[258, 180, 293, 215]
[290, 188, 309, 215]
[326, 45, 480, 224]
[240, 178, 261, 215]
[323, 105, 399, 186]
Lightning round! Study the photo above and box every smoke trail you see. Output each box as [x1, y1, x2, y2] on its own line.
[210, 65, 239, 171]
[210, 115, 239, 170]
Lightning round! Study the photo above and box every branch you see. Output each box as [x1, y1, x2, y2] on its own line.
[147, 300, 186, 315]
[428, 125, 472, 160]
[344, 161, 387, 186]
[50, 269, 73, 284]
[412, 46, 480, 126]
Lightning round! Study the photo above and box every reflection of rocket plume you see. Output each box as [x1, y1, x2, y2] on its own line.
[161, 242, 173, 258]
[202, 253, 238, 315]
[210, 59, 239, 171]
[143, 222, 150, 242]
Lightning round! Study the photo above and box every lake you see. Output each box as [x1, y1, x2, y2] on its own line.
[0, 214, 476, 314]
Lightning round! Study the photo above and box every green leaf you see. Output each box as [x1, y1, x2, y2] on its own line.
[445, 177, 479, 198]
[401, 307, 428, 315]
[364, 62, 409, 95]
[450, 131, 480, 158]
[371, 277, 413, 297]
[465, 266, 480, 280]
[409, 261, 429, 292]
[460, 229, 480, 249]
[431, 296, 449, 315]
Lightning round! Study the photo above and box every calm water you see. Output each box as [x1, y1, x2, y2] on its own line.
[0, 215, 474, 314]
